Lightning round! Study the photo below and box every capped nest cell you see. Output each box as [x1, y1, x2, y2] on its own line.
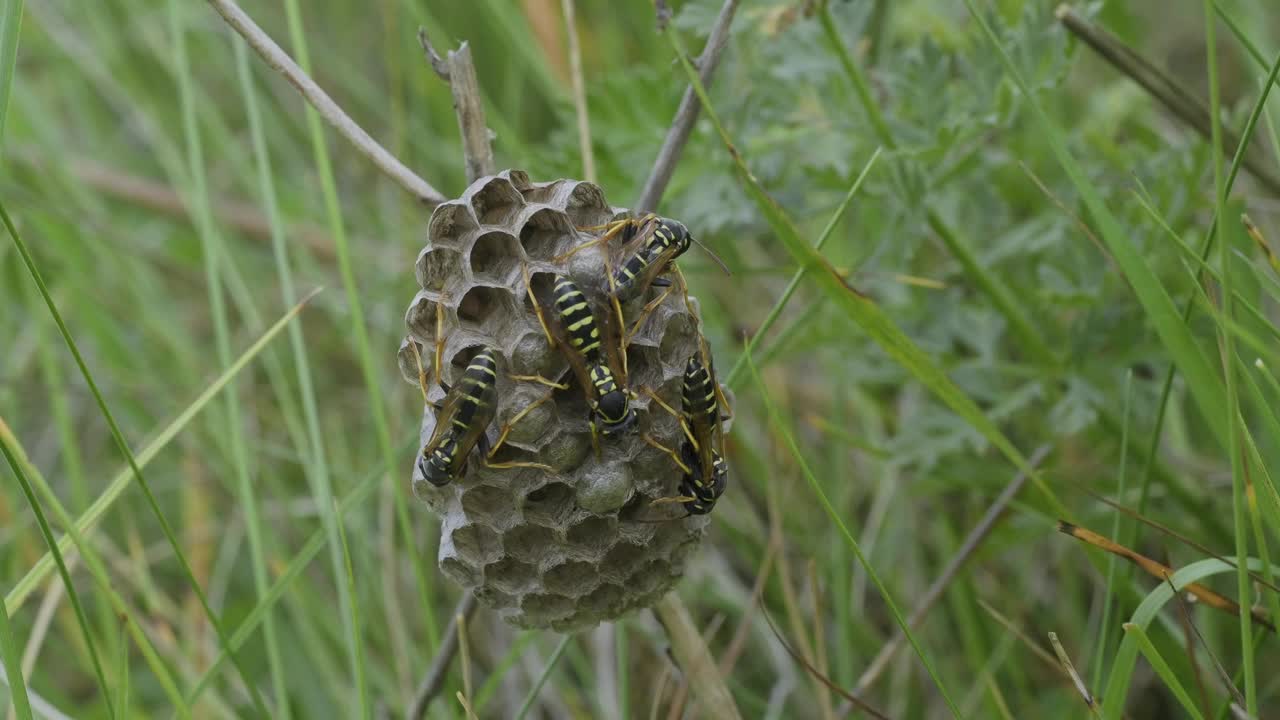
[398, 170, 721, 632]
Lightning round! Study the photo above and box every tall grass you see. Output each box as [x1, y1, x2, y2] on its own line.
[3, 0, 1280, 718]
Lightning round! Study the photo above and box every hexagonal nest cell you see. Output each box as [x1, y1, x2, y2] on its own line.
[400, 169, 730, 631]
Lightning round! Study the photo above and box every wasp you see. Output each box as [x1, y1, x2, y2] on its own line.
[557, 213, 728, 354]
[520, 264, 637, 453]
[643, 352, 729, 517]
[560, 214, 695, 303]
[409, 302, 551, 486]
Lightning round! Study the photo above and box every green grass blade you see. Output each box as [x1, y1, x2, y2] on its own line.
[0, 556, 33, 720]
[334, 501, 371, 720]
[723, 147, 882, 388]
[1129, 15, 1280, 540]
[0, 192, 271, 716]
[961, 1, 1230, 449]
[616, 623, 629, 720]
[115, 621, 129, 719]
[0, 0, 23, 146]
[279, 0, 404, 695]
[4, 287, 320, 615]
[817, 1, 1056, 367]
[0, 432, 114, 717]
[744, 347, 962, 717]
[168, 2, 285, 714]
[1, 420, 191, 718]
[1201, 1, 1256, 712]
[516, 635, 573, 720]
[665, 26, 1062, 518]
[184, 442, 409, 705]
[474, 631, 536, 712]
[1100, 558, 1278, 719]
[1121, 624, 1204, 720]
[1091, 373, 1132, 690]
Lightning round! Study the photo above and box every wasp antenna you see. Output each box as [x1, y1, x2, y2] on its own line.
[692, 235, 731, 276]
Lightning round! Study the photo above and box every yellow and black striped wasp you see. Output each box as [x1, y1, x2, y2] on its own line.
[520, 264, 637, 454]
[643, 352, 729, 517]
[409, 304, 551, 486]
[557, 213, 728, 352]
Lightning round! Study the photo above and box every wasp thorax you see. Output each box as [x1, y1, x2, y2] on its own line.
[397, 171, 722, 631]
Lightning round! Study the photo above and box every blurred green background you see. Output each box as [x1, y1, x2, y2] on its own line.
[4, 0, 1280, 717]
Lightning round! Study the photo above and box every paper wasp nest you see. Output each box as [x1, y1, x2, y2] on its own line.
[397, 170, 711, 631]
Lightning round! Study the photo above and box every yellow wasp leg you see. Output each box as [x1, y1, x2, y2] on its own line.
[554, 216, 634, 263]
[649, 494, 697, 506]
[432, 292, 446, 386]
[522, 262, 557, 347]
[625, 284, 675, 346]
[602, 241, 630, 381]
[641, 386, 697, 451]
[485, 458, 554, 472]
[508, 374, 569, 390]
[408, 336, 430, 403]
[487, 373, 568, 459]
[643, 433, 692, 476]
[408, 297, 449, 402]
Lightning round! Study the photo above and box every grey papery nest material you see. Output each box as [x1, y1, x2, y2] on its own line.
[396, 170, 725, 632]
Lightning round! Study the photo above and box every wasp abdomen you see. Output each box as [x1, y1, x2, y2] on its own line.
[681, 355, 718, 427]
[552, 275, 602, 361]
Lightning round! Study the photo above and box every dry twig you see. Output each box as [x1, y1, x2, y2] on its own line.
[1056, 5, 1280, 196]
[635, 0, 741, 213]
[205, 0, 447, 204]
[839, 444, 1052, 712]
[1047, 632, 1101, 716]
[11, 149, 336, 261]
[406, 593, 479, 720]
[653, 592, 743, 720]
[418, 30, 496, 184]
[560, 0, 596, 182]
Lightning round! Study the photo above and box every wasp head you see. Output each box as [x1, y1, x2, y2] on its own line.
[594, 389, 637, 435]
[418, 437, 457, 487]
[659, 218, 693, 258]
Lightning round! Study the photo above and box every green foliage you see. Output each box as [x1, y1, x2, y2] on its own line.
[2, 0, 1280, 717]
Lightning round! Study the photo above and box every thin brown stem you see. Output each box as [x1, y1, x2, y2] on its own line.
[718, 540, 777, 676]
[1056, 4, 1280, 195]
[1047, 632, 1101, 716]
[406, 593, 479, 720]
[204, 0, 447, 204]
[634, 0, 741, 213]
[11, 149, 336, 262]
[840, 444, 1052, 714]
[418, 31, 496, 184]
[652, 592, 743, 720]
[560, 0, 595, 182]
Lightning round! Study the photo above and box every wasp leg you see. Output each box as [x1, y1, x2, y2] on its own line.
[409, 295, 449, 400]
[485, 458, 554, 472]
[641, 387, 697, 450]
[522, 262, 557, 347]
[432, 292, 447, 390]
[643, 433, 692, 476]
[508, 374, 569, 390]
[588, 416, 601, 459]
[553, 217, 634, 263]
[552, 235, 606, 263]
[672, 264, 701, 336]
[600, 234, 630, 381]
[625, 284, 675, 346]
[483, 414, 554, 472]
[488, 384, 560, 459]
[649, 494, 696, 506]
[408, 336, 431, 403]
